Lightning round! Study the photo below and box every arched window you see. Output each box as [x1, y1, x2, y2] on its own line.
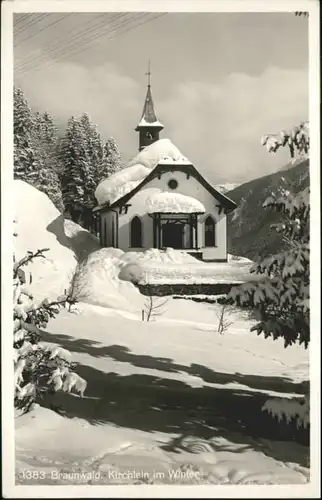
[204, 216, 216, 247]
[130, 216, 143, 247]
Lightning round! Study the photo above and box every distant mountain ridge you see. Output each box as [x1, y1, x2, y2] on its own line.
[215, 182, 240, 194]
[227, 159, 309, 261]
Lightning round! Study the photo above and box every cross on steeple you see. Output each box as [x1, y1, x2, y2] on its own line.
[145, 60, 151, 87]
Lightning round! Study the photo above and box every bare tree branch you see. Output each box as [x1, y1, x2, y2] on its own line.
[216, 303, 234, 334]
[143, 290, 168, 322]
[13, 248, 49, 278]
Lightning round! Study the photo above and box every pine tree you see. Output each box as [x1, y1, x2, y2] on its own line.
[59, 113, 124, 227]
[99, 136, 123, 179]
[224, 122, 310, 348]
[14, 88, 38, 181]
[79, 113, 104, 207]
[14, 89, 64, 212]
[33, 112, 64, 212]
[59, 116, 90, 223]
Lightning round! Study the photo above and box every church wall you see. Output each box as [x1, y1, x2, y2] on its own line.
[118, 212, 153, 250]
[117, 168, 228, 261]
[100, 210, 116, 247]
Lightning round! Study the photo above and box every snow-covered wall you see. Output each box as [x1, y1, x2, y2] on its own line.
[100, 168, 227, 261]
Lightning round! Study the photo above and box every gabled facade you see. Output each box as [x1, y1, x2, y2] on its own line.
[94, 80, 237, 262]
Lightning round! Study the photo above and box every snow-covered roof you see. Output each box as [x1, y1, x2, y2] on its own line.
[157, 157, 192, 165]
[128, 138, 191, 170]
[95, 164, 150, 206]
[146, 192, 206, 214]
[95, 139, 191, 206]
[94, 137, 237, 213]
[137, 117, 164, 128]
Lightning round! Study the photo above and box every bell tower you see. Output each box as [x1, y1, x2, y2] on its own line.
[135, 61, 164, 151]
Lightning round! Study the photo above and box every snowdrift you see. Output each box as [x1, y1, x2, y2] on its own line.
[101, 248, 254, 286]
[95, 138, 191, 206]
[121, 247, 198, 265]
[14, 181, 78, 302]
[75, 248, 144, 312]
[13, 181, 142, 313]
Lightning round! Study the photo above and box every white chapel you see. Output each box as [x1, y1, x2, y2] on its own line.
[94, 78, 237, 262]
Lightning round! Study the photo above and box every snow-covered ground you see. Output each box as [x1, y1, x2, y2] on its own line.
[14, 181, 310, 486]
[16, 299, 309, 485]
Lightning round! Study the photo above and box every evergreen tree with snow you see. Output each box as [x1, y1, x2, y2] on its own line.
[99, 136, 123, 179]
[14, 89, 64, 212]
[14, 88, 38, 181]
[59, 111, 124, 226]
[224, 122, 310, 349]
[59, 116, 91, 223]
[33, 111, 64, 212]
[79, 113, 104, 207]
[13, 230, 86, 412]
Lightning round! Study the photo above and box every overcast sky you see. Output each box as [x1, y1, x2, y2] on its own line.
[14, 12, 308, 185]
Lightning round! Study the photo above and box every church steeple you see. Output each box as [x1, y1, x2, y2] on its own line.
[135, 62, 164, 151]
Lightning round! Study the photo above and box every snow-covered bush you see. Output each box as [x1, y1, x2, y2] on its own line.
[262, 395, 309, 429]
[225, 187, 309, 348]
[228, 122, 310, 428]
[225, 123, 310, 348]
[14, 245, 86, 412]
[261, 121, 309, 159]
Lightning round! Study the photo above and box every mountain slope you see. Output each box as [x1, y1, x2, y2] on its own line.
[227, 159, 309, 260]
[215, 182, 240, 194]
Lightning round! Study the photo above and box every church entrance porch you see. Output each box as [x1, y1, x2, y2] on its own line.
[150, 213, 201, 250]
[162, 222, 184, 249]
